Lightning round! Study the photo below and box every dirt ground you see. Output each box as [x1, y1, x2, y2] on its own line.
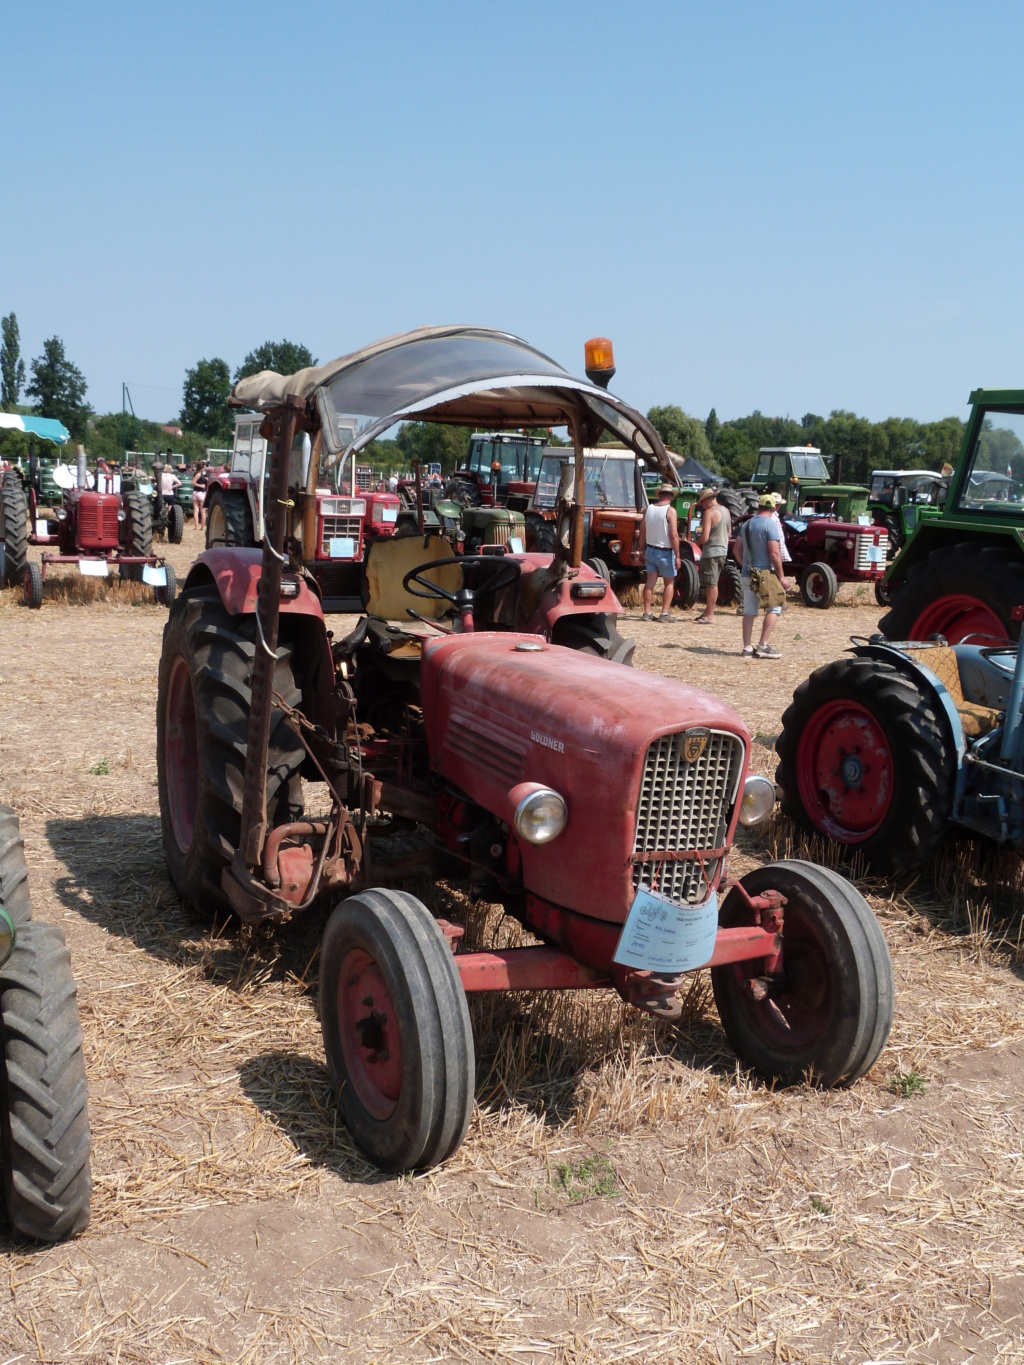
[1, 523, 1023, 1364]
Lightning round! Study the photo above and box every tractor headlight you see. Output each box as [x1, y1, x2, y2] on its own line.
[0, 906, 15, 970]
[514, 788, 568, 845]
[737, 774, 776, 826]
[117, 509, 126, 522]
[57, 509, 68, 521]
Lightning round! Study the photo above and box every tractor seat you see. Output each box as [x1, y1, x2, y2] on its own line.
[360, 533, 463, 658]
[904, 646, 1003, 738]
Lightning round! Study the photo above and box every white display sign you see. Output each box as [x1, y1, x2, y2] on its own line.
[857, 515, 872, 525]
[864, 544, 885, 564]
[78, 559, 109, 578]
[508, 536, 524, 554]
[613, 885, 719, 974]
[329, 537, 356, 559]
[142, 565, 168, 587]
[35, 519, 49, 537]
[381, 505, 399, 523]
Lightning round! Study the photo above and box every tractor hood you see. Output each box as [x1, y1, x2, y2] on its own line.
[228, 325, 676, 483]
[419, 634, 750, 923]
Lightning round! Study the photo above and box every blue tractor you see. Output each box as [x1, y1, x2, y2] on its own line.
[776, 615, 1024, 874]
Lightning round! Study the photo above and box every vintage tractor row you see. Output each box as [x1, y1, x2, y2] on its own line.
[157, 326, 893, 1173]
[0, 449, 175, 608]
[878, 389, 1024, 645]
[0, 804, 92, 1241]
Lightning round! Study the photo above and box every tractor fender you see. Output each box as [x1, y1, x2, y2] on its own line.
[515, 555, 624, 634]
[850, 642, 968, 800]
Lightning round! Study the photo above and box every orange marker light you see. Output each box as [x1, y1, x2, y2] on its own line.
[584, 337, 616, 390]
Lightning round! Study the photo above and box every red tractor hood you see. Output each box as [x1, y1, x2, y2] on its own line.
[419, 635, 750, 923]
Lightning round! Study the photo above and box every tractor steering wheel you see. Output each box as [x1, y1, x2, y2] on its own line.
[402, 554, 521, 631]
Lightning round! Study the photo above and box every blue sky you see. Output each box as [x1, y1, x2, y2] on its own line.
[2, 1, 1021, 425]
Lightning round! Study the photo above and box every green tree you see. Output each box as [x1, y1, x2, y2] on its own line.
[395, 422, 471, 476]
[234, 340, 318, 384]
[182, 358, 232, 439]
[811, 410, 889, 484]
[1, 313, 26, 411]
[646, 405, 718, 472]
[704, 407, 720, 447]
[26, 336, 92, 438]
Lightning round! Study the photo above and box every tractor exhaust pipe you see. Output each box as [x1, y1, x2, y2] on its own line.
[77, 445, 88, 490]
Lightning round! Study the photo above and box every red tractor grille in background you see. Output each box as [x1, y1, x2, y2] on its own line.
[632, 730, 746, 904]
[855, 531, 888, 572]
[78, 496, 120, 549]
[320, 515, 362, 557]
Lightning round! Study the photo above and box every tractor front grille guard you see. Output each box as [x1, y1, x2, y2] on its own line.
[631, 729, 746, 904]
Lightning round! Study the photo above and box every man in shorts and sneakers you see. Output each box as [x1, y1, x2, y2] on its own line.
[693, 486, 730, 623]
[735, 494, 790, 658]
[638, 482, 681, 621]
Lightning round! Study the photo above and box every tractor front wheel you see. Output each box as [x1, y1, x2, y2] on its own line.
[205, 490, 255, 549]
[320, 889, 475, 1171]
[711, 861, 894, 1087]
[585, 556, 611, 583]
[800, 562, 838, 609]
[550, 612, 635, 665]
[22, 562, 43, 609]
[0, 472, 29, 587]
[717, 558, 743, 608]
[156, 591, 305, 915]
[879, 542, 1024, 644]
[674, 557, 700, 609]
[119, 488, 154, 582]
[167, 502, 185, 544]
[775, 655, 954, 875]
[154, 562, 176, 608]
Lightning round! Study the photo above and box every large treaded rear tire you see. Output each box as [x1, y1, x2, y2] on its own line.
[717, 558, 743, 607]
[156, 591, 305, 915]
[776, 655, 954, 875]
[119, 487, 154, 581]
[550, 613, 635, 665]
[1, 919, 92, 1241]
[879, 543, 1024, 644]
[205, 490, 255, 549]
[0, 806, 32, 927]
[0, 473, 29, 587]
[525, 515, 555, 554]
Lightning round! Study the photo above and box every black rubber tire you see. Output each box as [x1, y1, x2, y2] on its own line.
[711, 860, 894, 1087]
[879, 542, 1024, 644]
[775, 655, 954, 875]
[800, 561, 838, 609]
[0, 472, 29, 587]
[717, 558, 743, 608]
[526, 515, 555, 554]
[881, 513, 903, 555]
[670, 556, 699, 609]
[550, 613, 635, 666]
[716, 489, 745, 521]
[0, 806, 32, 928]
[874, 578, 892, 608]
[155, 562, 176, 608]
[205, 489, 255, 550]
[1, 918, 92, 1241]
[586, 557, 611, 583]
[23, 562, 43, 609]
[167, 502, 185, 544]
[156, 591, 305, 915]
[119, 487, 154, 582]
[443, 478, 481, 509]
[320, 889, 474, 1172]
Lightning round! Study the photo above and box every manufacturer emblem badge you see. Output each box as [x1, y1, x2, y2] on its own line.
[682, 727, 710, 763]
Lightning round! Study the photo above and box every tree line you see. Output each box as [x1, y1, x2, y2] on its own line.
[1, 312, 969, 483]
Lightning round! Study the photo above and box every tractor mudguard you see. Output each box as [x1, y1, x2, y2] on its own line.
[514, 555, 625, 634]
[183, 548, 325, 619]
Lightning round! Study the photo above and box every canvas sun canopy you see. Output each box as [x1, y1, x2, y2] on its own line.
[229, 325, 674, 481]
[0, 413, 70, 445]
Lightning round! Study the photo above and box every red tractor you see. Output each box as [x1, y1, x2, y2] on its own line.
[729, 502, 888, 609]
[0, 449, 174, 608]
[157, 326, 893, 1172]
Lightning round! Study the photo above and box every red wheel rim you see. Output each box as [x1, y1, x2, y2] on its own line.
[910, 594, 1008, 644]
[338, 949, 402, 1120]
[795, 698, 893, 842]
[728, 909, 833, 1052]
[164, 655, 198, 852]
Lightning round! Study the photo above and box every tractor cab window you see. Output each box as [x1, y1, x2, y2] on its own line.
[771, 455, 789, 476]
[583, 455, 635, 508]
[534, 454, 569, 509]
[870, 475, 897, 505]
[789, 454, 829, 479]
[755, 454, 772, 477]
[956, 410, 1024, 513]
[468, 440, 492, 475]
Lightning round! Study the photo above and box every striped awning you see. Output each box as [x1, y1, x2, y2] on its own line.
[0, 413, 70, 445]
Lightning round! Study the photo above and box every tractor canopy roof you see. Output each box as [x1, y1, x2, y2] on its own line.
[228, 324, 673, 480]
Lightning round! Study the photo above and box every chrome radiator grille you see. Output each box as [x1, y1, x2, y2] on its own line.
[854, 531, 887, 571]
[632, 729, 745, 905]
[320, 515, 362, 556]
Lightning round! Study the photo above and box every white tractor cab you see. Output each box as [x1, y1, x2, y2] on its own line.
[203, 412, 400, 610]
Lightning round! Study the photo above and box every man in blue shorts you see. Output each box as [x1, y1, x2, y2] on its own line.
[735, 494, 791, 658]
[638, 483, 681, 620]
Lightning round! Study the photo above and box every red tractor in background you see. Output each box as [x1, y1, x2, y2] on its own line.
[445, 431, 548, 509]
[157, 325, 893, 1173]
[202, 412, 400, 610]
[0, 447, 174, 608]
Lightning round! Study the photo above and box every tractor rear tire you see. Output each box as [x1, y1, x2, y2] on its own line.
[717, 558, 743, 608]
[22, 562, 43, 610]
[1, 919, 92, 1241]
[156, 591, 305, 915]
[0, 806, 32, 928]
[674, 557, 700, 609]
[716, 489, 746, 522]
[205, 490, 255, 550]
[551, 613, 635, 666]
[320, 889, 475, 1171]
[0, 473, 29, 588]
[711, 861, 894, 1087]
[800, 561, 838, 609]
[119, 487, 154, 582]
[525, 515, 555, 555]
[879, 542, 1024, 645]
[775, 655, 954, 875]
[167, 502, 185, 545]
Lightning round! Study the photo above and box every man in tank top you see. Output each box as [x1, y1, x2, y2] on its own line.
[638, 483, 681, 620]
[693, 486, 730, 623]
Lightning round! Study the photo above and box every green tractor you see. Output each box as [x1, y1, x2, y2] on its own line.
[867, 469, 946, 556]
[879, 390, 1024, 644]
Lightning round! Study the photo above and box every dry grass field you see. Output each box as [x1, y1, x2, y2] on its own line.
[1, 524, 1023, 1363]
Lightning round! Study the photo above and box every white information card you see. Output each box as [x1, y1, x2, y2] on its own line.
[613, 885, 719, 974]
